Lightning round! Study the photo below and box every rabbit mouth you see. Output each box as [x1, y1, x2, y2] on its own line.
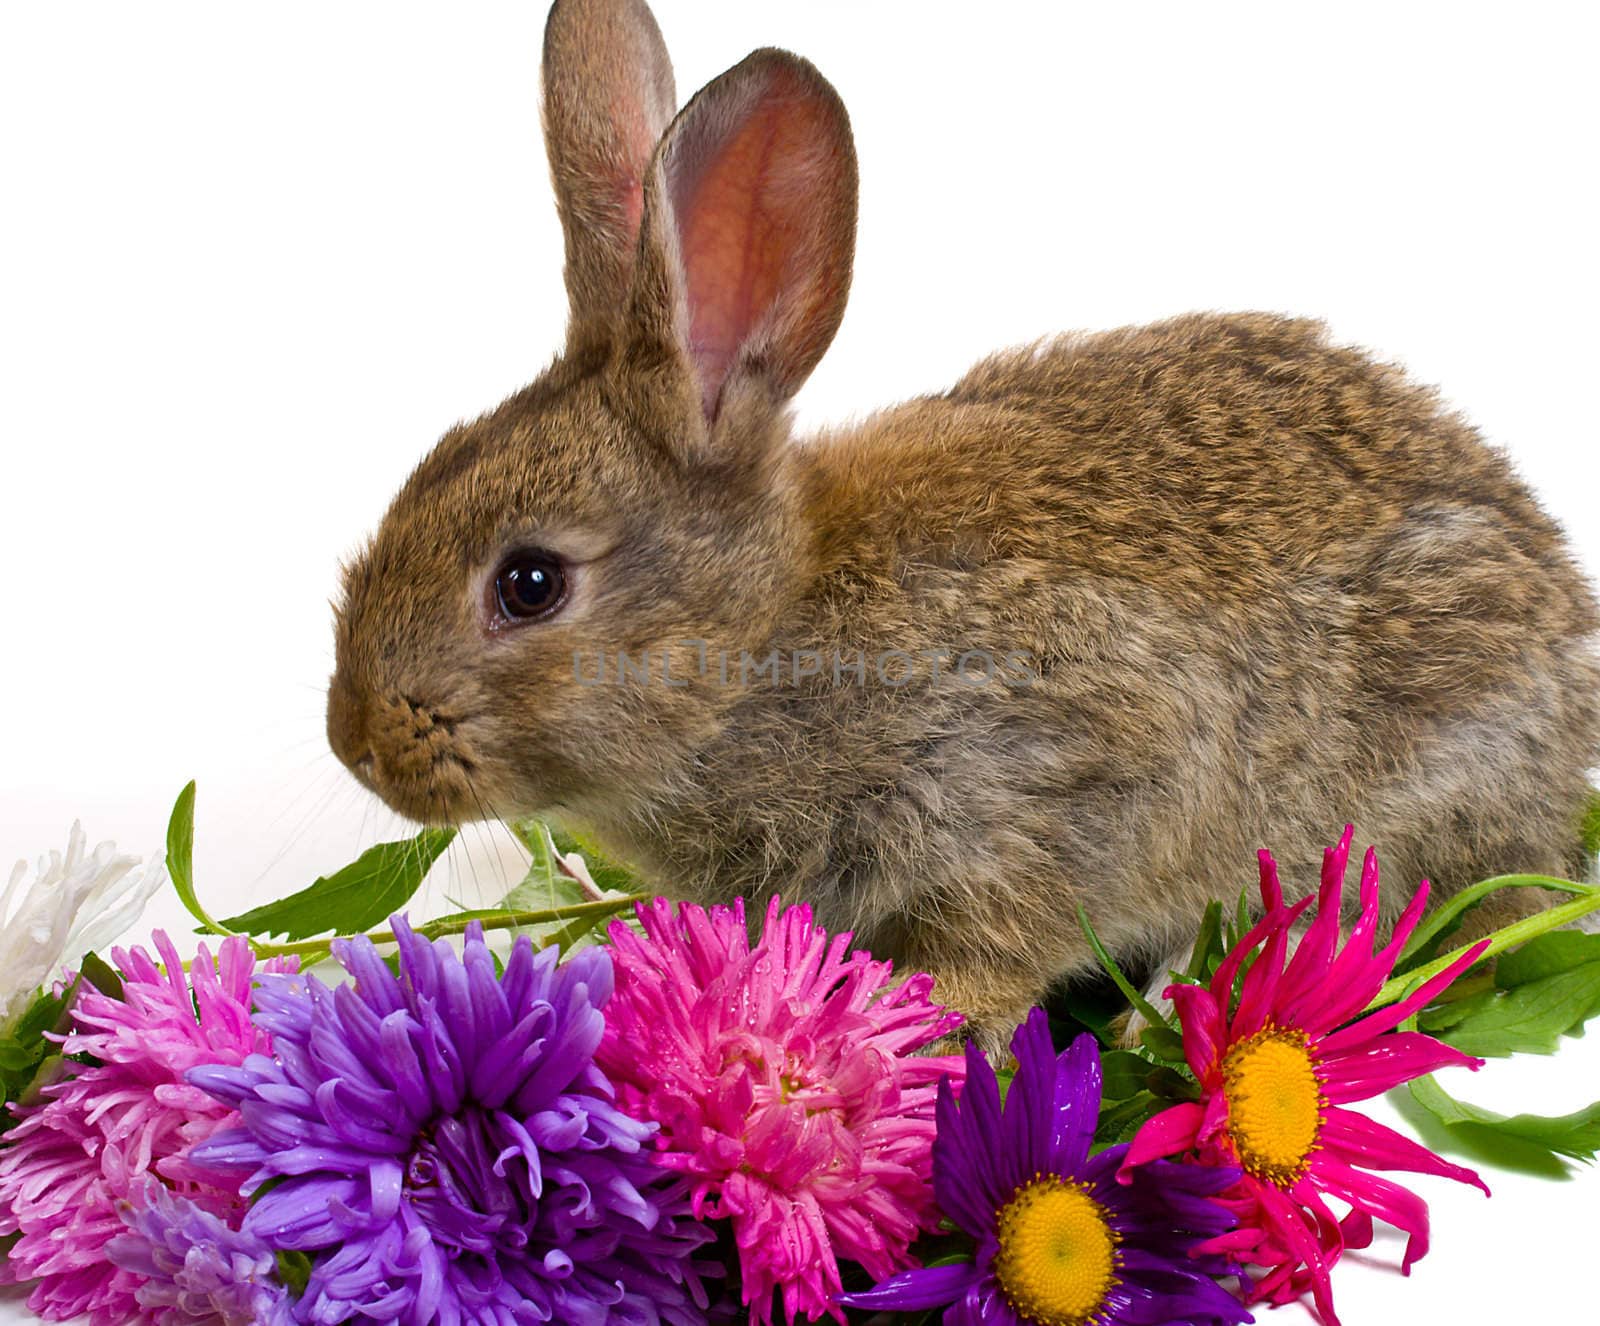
[330, 688, 496, 826]
[362, 750, 490, 826]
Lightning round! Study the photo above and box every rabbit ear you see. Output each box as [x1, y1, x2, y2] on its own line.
[542, 0, 676, 353]
[627, 48, 858, 427]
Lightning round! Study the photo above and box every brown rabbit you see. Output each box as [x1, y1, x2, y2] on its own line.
[326, 0, 1600, 1052]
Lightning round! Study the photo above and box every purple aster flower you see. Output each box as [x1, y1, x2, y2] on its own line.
[188, 917, 718, 1326]
[842, 1009, 1252, 1326]
[108, 1176, 292, 1325]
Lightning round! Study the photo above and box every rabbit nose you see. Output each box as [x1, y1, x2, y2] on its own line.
[326, 672, 373, 776]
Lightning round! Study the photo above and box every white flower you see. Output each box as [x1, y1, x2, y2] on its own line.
[0, 823, 167, 1025]
[556, 847, 605, 900]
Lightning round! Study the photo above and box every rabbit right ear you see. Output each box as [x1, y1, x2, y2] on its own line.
[542, 0, 676, 354]
[620, 49, 858, 446]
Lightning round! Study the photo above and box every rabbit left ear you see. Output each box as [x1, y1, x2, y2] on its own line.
[625, 48, 859, 427]
[542, 0, 677, 355]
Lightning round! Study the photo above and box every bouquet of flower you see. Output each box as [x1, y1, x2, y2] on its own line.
[3, 784, 1598, 1326]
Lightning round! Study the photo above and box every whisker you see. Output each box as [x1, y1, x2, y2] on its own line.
[257, 758, 345, 838]
[463, 774, 514, 906]
[251, 770, 361, 889]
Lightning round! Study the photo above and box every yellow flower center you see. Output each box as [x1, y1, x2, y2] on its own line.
[1222, 1025, 1325, 1185]
[992, 1175, 1119, 1326]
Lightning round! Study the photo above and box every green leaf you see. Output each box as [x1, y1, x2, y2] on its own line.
[506, 818, 544, 857]
[77, 951, 124, 1001]
[0, 979, 82, 1130]
[219, 828, 455, 940]
[502, 821, 589, 912]
[507, 818, 557, 886]
[502, 868, 589, 915]
[1229, 886, 1250, 947]
[1495, 931, 1600, 988]
[276, 1249, 313, 1296]
[168, 779, 195, 887]
[1098, 1050, 1155, 1101]
[1077, 905, 1172, 1032]
[16, 1053, 69, 1109]
[1398, 874, 1594, 970]
[1185, 900, 1225, 980]
[1145, 1064, 1201, 1102]
[1417, 995, 1494, 1036]
[6, 979, 77, 1045]
[0, 978, 82, 1136]
[511, 819, 640, 897]
[495, 821, 639, 953]
[1409, 1072, 1600, 1162]
[1094, 1090, 1160, 1146]
[1424, 932, 1600, 1056]
[1433, 961, 1600, 1058]
[1216, 885, 1262, 1003]
[1415, 974, 1496, 1033]
[1138, 1025, 1189, 1064]
[1581, 786, 1600, 859]
[166, 781, 234, 936]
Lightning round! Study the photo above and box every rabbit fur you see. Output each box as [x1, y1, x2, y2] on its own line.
[326, 0, 1600, 1052]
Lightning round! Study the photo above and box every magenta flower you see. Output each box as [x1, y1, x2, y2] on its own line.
[0, 933, 290, 1325]
[596, 896, 966, 1326]
[1121, 827, 1490, 1326]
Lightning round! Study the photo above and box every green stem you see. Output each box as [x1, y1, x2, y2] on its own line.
[248, 894, 650, 960]
[1399, 874, 1596, 964]
[1368, 885, 1600, 1011]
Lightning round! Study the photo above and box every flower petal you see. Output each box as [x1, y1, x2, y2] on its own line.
[837, 1259, 983, 1311]
[1168, 984, 1226, 1081]
[1317, 940, 1490, 1054]
[1299, 879, 1433, 1035]
[1252, 1177, 1340, 1326]
[1002, 1008, 1059, 1179]
[1277, 829, 1357, 1018]
[595, 897, 961, 1324]
[1119, 1102, 1206, 1178]
[1319, 1107, 1488, 1194]
[1048, 1032, 1103, 1174]
[1309, 1152, 1437, 1275]
[933, 1061, 1004, 1236]
[1317, 1032, 1482, 1104]
[1210, 893, 1315, 1010]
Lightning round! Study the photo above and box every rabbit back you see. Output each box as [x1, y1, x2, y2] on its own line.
[605, 311, 1599, 1041]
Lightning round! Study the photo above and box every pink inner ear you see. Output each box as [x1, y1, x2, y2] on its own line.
[608, 93, 654, 246]
[668, 69, 847, 417]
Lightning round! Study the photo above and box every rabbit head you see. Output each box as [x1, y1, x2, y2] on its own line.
[326, 0, 857, 826]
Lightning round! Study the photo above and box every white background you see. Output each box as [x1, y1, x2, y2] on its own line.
[2, 3, 1596, 1323]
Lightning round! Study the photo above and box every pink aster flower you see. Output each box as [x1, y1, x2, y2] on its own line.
[0, 933, 291, 1325]
[1120, 827, 1490, 1326]
[596, 896, 967, 1326]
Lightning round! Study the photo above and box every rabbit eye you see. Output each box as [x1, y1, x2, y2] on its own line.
[492, 550, 567, 622]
